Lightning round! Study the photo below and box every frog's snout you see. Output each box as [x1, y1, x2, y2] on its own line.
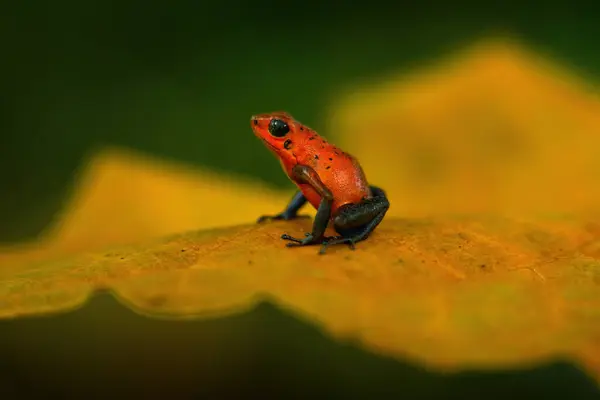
[250, 115, 270, 132]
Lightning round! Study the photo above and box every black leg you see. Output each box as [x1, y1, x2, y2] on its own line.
[370, 186, 387, 199]
[318, 185, 389, 254]
[281, 195, 332, 246]
[278, 164, 336, 248]
[257, 190, 309, 223]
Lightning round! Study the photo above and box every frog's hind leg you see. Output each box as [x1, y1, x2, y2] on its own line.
[319, 186, 389, 254]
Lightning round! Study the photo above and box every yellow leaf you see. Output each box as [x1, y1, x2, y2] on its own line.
[1, 216, 599, 381]
[0, 146, 294, 267]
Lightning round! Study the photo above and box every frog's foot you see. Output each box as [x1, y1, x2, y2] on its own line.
[280, 232, 326, 247]
[257, 213, 311, 224]
[318, 236, 356, 255]
[281, 233, 354, 254]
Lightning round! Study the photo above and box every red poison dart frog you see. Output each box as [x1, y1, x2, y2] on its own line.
[251, 112, 390, 254]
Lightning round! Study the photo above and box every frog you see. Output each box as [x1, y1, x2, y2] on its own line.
[251, 111, 389, 254]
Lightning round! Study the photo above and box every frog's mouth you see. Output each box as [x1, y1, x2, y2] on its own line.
[259, 137, 299, 166]
[260, 137, 280, 152]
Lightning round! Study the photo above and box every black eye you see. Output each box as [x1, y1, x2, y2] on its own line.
[268, 118, 290, 137]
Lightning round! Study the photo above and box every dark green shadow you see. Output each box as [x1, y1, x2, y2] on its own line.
[0, 293, 598, 399]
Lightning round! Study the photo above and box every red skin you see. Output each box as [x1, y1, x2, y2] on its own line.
[251, 111, 372, 218]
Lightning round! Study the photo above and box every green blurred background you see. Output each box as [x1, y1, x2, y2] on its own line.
[1, 1, 598, 243]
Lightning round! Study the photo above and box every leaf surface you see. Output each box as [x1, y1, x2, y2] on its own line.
[1, 216, 599, 381]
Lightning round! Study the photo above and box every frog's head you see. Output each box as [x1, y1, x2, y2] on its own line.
[251, 111, 301, 158]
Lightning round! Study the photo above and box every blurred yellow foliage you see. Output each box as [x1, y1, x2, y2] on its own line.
[0, 148, 292, 268]
[330, 39, 600, 217]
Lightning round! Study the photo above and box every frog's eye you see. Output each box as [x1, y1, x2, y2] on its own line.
[268, 118, 290, 137]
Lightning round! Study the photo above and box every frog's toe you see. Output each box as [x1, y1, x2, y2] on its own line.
[281, 233, 323, 247]
[257, 214, 281, 223]
[318, 236, 356, 254]
[281, 233, 303, 243]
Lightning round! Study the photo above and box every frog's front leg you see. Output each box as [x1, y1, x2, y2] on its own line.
[318, 186, 390, 254]
[280, 165, 333, 247]
[256, 190, 310, 223]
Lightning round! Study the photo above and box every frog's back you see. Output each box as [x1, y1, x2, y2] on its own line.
[293, 135, 371, 215]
